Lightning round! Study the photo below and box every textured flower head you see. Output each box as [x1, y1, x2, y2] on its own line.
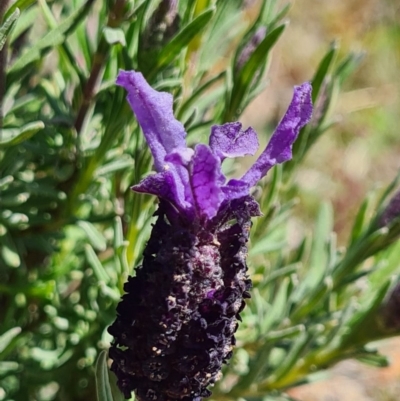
[109, 71, 312, 401]
[116, 70, 312, 222]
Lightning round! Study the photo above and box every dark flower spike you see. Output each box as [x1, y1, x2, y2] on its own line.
[109, 70, 312, 401]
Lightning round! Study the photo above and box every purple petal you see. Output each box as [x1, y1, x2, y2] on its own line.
[241, 82, 313, 186]
[165, 147, 194, 167]
[132, 169, 190, 213]
[164, 148, 195, 205]
[116, 70, 187, 171]
[221, 179, 250, 201]
[190, 144, 223, 219]
[209, 122, 259, 160]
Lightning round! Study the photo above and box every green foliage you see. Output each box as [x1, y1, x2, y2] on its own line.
[0, 1, 399, 401]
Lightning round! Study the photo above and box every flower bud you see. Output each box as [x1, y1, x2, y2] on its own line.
[235, 27, 267, 71]
[141, 0, 180, 53]
[378, 190, 400, 228]
[380, 282, 400, 332]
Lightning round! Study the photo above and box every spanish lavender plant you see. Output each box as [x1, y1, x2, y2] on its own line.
[1, 1, 400, 401]
[107, 71, 312, 400]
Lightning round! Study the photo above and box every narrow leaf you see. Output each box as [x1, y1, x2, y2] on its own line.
[153, 7, 215, 73]
[0, 121, 44, 147]
[227, 24, 286, 120]
[5, 0, 35, 20]
[349, 192, 374, 246]
[357, 351, 389, 368]
[95, 157, 134, 177]
[85, 244, 110, 284]
[77, 221, 107, 251]
[0, 9, 20, 51]
[0, 327, 21, 354]
[311, 42, 337, 103]
[95, 351, 114, 401]
[103, 27, 126, 46]
[9, 0, 94, 74]
[1, 234, 20, 267]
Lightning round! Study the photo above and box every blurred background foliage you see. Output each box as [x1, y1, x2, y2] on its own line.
[245, 0, 400, 243]
[0, 1, 399, 401]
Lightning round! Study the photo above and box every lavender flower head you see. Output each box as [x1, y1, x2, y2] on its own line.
[108, 70, 312, 401]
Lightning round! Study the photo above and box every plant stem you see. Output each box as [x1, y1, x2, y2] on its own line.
[74, 0, 127, 134]
[74, 41, 109, 133]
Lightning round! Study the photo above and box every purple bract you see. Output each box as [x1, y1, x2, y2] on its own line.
[116, 70, 312, 221]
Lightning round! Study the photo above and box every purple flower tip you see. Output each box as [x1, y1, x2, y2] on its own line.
[118, 70, 313, 221]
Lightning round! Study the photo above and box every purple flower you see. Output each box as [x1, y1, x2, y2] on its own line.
[108, 70, 312, 401]
[116, 70, 312, 222]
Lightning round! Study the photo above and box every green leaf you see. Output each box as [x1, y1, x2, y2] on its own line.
[99, 283, 121, 301]
[0, 176, 13, 189]
[9, 3, 37, 44]
[266, 330, 314, 385]
[0, 361, 19, 374]
[311, 42, 337, 103]
[85, 244, 111, 284]
[267, 3, 291, 29]
[151, 7, 216, 75]
[1, 233, 20, 268]
[177, 71, 225, 120]
[8, 0, 94, 75]
[376, 170, 400, 217]
[77, 221, 107, 251]
[95, 157, 134, 177]
[340, 279, 392, 347]
[96, 351, 114, 401]
[0, 9, 20, 51]
[349, 192, 375, 246]
[226, 23, 286, 120]
[113, 217, 124, 249]
[26, 280, 56, 299]
[334, 51, 365, 86]
[103, 27, 126, 46]
[250, 239, 286, 256]
[264, 263, 301, 285]
[4, 0, 35, 20]
[356, 350, 389, 368]
[290, 203, 332, 305]
[265, 325, 305, 341]
[263, 160, 282, 212]
[0, 192, 30, 207]
[0, 327, 21, 354]
[309, 203, 333, 276]
[261, 277, 290, 333]
[0, 121, 44, 147]
[1, 244, 20, 268]
[370, 241, 400, 286]
[37, 0, 86, 81]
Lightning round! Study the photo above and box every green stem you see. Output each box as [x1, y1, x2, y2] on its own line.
[74, 0, 127, 134]
[74, 40, 109, 133]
